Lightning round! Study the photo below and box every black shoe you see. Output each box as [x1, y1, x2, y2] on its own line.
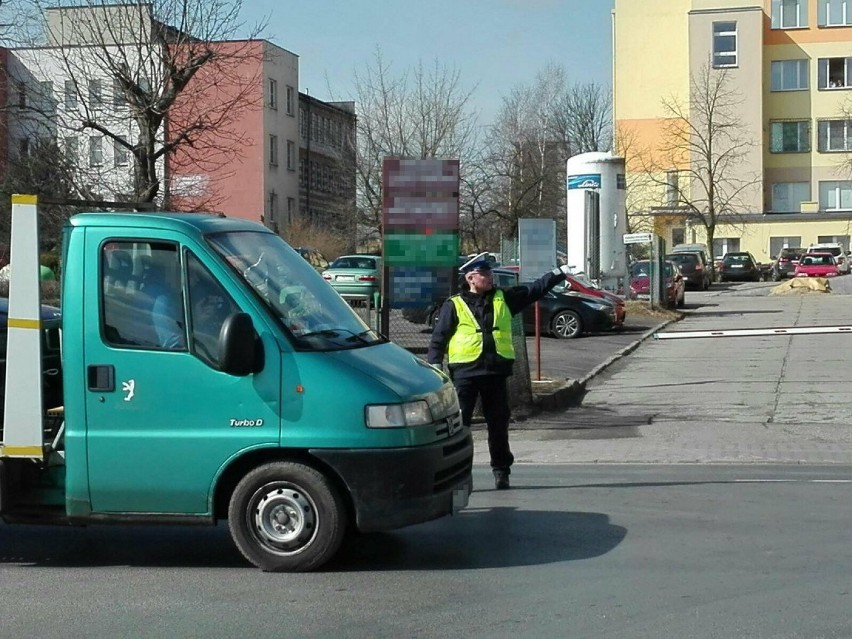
[493, 469, 510, 490]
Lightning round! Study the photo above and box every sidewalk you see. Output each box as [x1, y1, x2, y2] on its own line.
[472, 287, 852, 466]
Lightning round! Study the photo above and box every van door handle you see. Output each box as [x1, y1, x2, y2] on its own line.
[87, 365, 115, 392]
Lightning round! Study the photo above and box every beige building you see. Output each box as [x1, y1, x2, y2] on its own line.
[614, 0, 852, 262]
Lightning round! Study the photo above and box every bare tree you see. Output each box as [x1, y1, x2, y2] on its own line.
[0, 139, 78, 249]
[7, 0, 265, 205]
[552, 81, 612, 156]
[352, 48, 478, 243]
[477, 64, 611, 249]
[637, 62, 760, 254]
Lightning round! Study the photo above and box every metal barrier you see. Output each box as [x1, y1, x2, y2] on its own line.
[342, 293, 380, 333]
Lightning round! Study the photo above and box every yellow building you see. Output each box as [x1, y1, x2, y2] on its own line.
[614, 0, 852, 262]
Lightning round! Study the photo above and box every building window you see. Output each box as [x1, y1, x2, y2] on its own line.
[113, 79, 126, 109]
[286, 85, 295, 116]
[39, 81, 54, 112]
[770, 121, 810, 152]
[89, 79, 103, 108]
[818, 57, 852, 89]
[16, 81, 26, 108]
[712, 21, 737, 68]
[268, 191, 278, 219]
[114, 140, 129, 167]
[268, 78, 277, 110]
[287, 197, 295, 224]
[817, 235, 850, 250]
[817, 120, 852, 152]
[89, 136, 103, 167]
[18, 138, 30, 158]
[819, 181, 852, 210]
[672, 228, 686, 246]
[64, 80, 77, 110]
[818, 0, 852, 26]
[269, 134, 278, 166]
[771, 182, 810, 211]
[299, 107, 307, 139]
[771, 0, 809, 28]
[770, 60, 809, 91]
[287, 140, 295, 171]
[64, 136, 79, 162]
[665, 170, 679, 207]
[770, 237, 803, 258]
[713, 238, 741, 258]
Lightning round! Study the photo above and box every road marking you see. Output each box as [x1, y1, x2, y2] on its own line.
[655, 325, 852, 339]
[735, 479, 852, 484]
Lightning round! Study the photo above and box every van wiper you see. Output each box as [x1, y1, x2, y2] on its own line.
[296, 327, 371, 344]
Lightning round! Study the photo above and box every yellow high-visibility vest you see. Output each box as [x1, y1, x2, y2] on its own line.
[448, 290, 514, 363]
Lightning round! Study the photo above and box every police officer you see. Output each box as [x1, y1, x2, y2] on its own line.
[428, 253, 570, 489]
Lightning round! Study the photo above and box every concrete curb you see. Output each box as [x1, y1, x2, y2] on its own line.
[531, 316, 678, 412]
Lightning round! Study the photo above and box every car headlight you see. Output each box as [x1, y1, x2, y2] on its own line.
[365, 400, 432, 428]
[584, 302, 609, 311]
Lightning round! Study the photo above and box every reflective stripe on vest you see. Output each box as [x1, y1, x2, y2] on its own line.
[447, 290, 515, 363]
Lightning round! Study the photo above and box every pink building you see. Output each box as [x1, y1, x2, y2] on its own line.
[167, 39, 300, 233]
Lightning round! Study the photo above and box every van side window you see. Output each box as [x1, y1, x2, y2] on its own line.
[102, 241, 186, 350]
[186, 252, 237, 367]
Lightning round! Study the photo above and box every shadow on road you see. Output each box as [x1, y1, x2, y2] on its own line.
[333, 507, 626, 571]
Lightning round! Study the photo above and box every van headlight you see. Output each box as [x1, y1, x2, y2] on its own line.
[365, 400, 432, 428]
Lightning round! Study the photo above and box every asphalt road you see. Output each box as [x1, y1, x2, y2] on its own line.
[1, 464, 850, 638]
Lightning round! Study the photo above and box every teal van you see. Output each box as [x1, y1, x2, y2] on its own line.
[0, 201, 473, 572]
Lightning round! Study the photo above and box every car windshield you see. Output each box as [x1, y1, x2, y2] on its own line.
[801, 254, 834, 266]
[724, 255, 751, 264]
[206, 231, 383, 351]
[329, 256, 378, 270]
[630, 261, 674, 277]
[667, 254, 696, 265]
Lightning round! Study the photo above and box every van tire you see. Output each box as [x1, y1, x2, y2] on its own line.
[228, 461, 346, 572]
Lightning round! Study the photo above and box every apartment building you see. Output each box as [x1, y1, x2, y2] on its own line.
[614, 0, 852, 261]
[297, 93, 357, 238]
[1, 4, 355, 241]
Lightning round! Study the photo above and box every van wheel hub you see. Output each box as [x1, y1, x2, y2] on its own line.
[254, 486, 316, 548]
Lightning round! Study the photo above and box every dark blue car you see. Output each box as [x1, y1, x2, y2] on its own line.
[0, 298, 63, 420]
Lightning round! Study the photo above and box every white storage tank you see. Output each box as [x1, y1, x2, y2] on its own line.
[565, 152, 627, 287]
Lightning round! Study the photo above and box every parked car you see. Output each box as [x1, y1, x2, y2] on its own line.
[401, 267, 617, 338]
[806, 243, 850, 275]
[561, 273, 626, 327]
[0, 297, 63, 420]
[628, 260, 685, 308]
[321, 254, 382, 301]
[294, 247, 329, 273]
[665, 252, 711, 290]
[718, 252, 761, 282]
[672, 243, 715, 281]
[771, 247, 806, 281]
[492, 269, 616, 339]
[794, 252, 840, 278]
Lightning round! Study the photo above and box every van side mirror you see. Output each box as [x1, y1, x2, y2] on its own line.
[219, 312, 260, 376]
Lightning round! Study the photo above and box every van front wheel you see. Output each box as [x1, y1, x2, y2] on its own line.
[229, 461, 346, 572]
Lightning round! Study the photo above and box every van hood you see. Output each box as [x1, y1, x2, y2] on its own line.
[325, 341, 446, 399]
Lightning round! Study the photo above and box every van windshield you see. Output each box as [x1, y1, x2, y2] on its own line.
[206, 231, 383, 351]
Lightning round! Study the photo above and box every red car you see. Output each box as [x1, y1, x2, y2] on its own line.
[794, 253, 839, 278]
[629, 260, 685, 308]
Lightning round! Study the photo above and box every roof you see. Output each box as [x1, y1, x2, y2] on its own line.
[67, 212, 271, 237]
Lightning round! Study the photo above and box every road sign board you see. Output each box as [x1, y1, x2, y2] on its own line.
[623, 232, 653, 244]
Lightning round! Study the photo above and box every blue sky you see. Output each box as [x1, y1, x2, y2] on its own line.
[244, 0, 614, 123]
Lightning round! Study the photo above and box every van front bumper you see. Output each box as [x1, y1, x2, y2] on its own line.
[310, 429, 473, 532]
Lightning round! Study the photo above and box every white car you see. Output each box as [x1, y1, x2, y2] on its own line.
[806, 243, 850, 275]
